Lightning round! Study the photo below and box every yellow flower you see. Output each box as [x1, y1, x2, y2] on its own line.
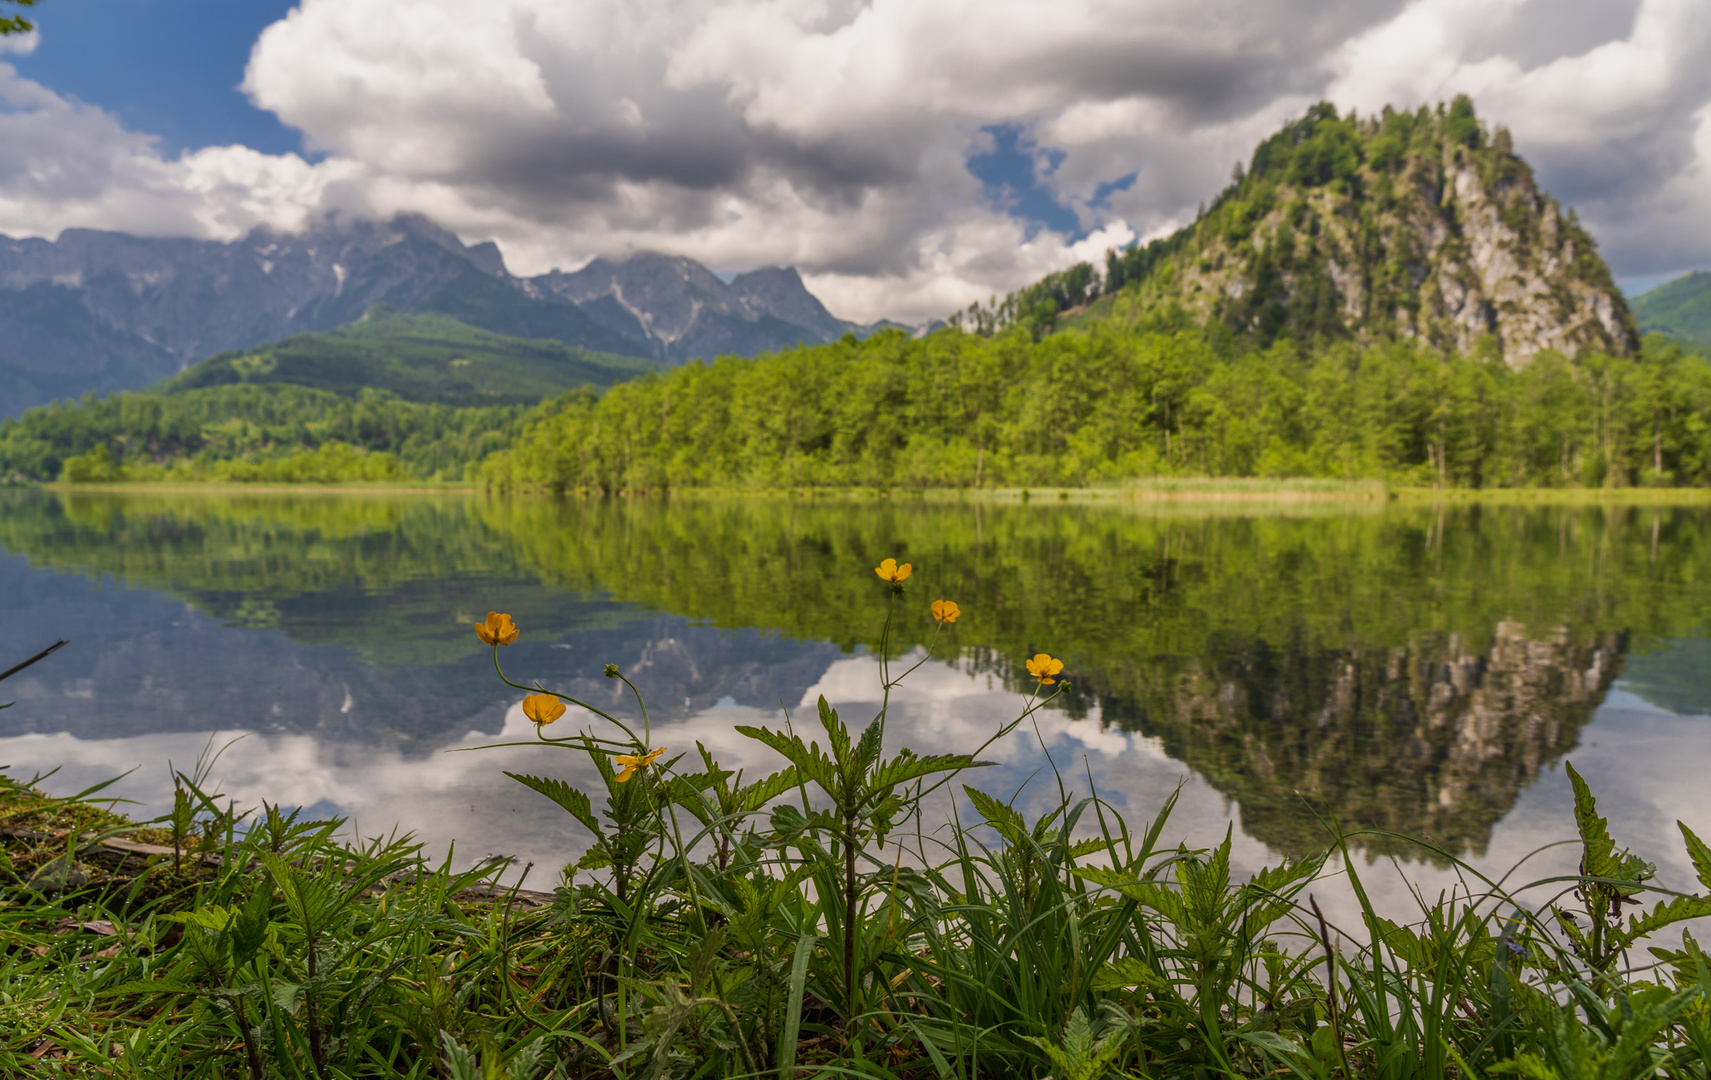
[1025, 653, 1065, 685]
[522, 693, 565, 726]
[875, 558, 913, 583]
[476, 611, 518, 646]
[614, 746, 666, 783]
[931, 599, 961, 623]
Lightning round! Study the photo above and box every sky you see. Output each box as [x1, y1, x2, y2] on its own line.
[0, 0, 1707, 324]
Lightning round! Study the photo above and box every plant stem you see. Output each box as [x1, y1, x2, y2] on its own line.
[232, 993, 265, 1080]
[307, 941, 326, 1078]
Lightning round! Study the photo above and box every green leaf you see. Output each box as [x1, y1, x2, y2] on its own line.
[869, 750, 984, 791]
[165, 906, 236, 931]
[505, 772, 601, 835]
[1622, 894, 1711, 945]
[1566, 762, 1619, 878]
[778, 933, 818, 1078]
[439, 1032, 481, 1080]
[734, 725, 835, 791]
[270, 980, 306, 1014]
[964, 786, 1025, 841]
[231, 883, 274, 967]
[817, 695, 852, 769]
[854, 715, 885, 775]
[1089, 956, 1170, 992]
[1068, 837, 1112, 859]
[739, 766, 802, 812]
[1679, 821, 1711, 892]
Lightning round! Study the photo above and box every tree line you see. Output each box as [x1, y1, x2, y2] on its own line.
[0, 384, 529, 484]
[482, 319, 1711, 492]
[5, 320, 1707, 491]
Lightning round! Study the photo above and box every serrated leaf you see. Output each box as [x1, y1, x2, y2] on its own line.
[576, 845, 613, 871]
[1089, 956, 1169, 992]
[817, 695, 851, 764]
[854, 716, 884, 775]
[100, 978, 203, 998]
[1679, 821, 1711, 892]
[739, 767, 801, 812]
[964, 786, 1025, 839]
[734, 725, 835, 790]
[166, 906, 236, 931]
[271, 980, 306, 1014]
[869, 751, 983, 791]
[1566, 762, 1619, 878]
[505, 772, 601, 835]
[1622, 895, 1711, 944]
[1070, 865, 1175, 915]
[439, 1032, 481, 1080]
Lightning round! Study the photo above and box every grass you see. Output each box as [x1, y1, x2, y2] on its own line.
[6, 591, 1711, 1078]
[1390, 485, 1711, 503]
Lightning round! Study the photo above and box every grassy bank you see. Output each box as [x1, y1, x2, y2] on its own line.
[24, 476, 1711, 504]
[6, 584, 1711, 1078]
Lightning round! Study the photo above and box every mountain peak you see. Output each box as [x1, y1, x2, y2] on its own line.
[995, 98, 1637, 367]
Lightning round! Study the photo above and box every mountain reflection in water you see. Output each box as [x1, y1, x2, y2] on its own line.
[0, 489, 1706, 873]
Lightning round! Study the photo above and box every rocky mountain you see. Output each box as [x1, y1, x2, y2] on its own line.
[994, 98, 1638, 368]
[0, 215, 885, 416]
[1092, 621, 1622, 859]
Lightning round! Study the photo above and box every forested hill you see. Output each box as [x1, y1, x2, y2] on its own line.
[1632, 271, 1711, 347]
[161, 306, 655, 406]
[969, 98, 1637, 366]
[0, 309, 654, 484]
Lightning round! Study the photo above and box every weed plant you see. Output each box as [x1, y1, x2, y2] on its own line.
[4, 566, 1711, 1077]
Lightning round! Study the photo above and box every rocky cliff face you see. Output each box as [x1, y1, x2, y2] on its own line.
[1107, 99, 1638, 366]
[529, 253, 861, 364]
[0, 216, 877, 416]
[1099, 620, 1623, 859]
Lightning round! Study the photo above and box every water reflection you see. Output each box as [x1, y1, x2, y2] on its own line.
[1, 489, 1707, 875]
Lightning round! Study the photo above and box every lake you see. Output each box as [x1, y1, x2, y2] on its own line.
[3, 488, 1709, 924]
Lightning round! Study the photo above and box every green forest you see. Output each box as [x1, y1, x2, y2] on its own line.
[0, 383, 529, 484]
[483, 323, 1711, 492]
[7, 319, 1708, 490]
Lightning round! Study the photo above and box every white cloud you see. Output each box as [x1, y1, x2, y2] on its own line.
[1, 0, 1707, 322]
[0, 63, 360, 242]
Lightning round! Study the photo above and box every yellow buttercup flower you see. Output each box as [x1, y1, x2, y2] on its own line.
[1025, 653, 1065, 685]
[931, 599, 961, 623]
[521, 693, 565, 726]
[614, 746, 666, 783]
[875, 558, 913, 583]
[476, 611, 518, 646]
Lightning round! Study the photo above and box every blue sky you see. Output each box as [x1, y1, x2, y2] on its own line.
[0, 0, 1705, 321]
[9, 0, 300, 156]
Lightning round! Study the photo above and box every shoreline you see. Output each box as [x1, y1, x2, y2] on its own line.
[20, 479, 1711, 504]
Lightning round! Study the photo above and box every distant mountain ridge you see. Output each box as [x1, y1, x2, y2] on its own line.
[0, 215, 898, 416]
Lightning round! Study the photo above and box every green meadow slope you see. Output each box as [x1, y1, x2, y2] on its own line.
[160, 305, 656, 406]
[0, 309, 657, 483]
[1632, 270, 1711, 347]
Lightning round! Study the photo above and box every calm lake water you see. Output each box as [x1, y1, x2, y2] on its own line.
[3, 489, 1708, 923]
